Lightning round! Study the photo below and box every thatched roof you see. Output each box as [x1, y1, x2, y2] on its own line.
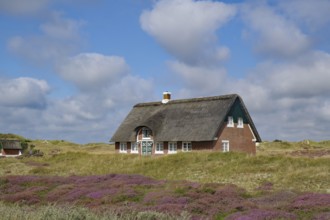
[0, 139, 22, 150]
[111, 94, 261, 142]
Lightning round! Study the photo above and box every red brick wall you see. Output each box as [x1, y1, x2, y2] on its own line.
[214, 123, 256, 154]
[192, 141, 214, 151]
[2, 149, 20, 155]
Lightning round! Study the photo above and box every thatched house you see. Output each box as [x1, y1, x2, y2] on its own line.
[0, 139, 22, 157]
[111, 93, 261, 155]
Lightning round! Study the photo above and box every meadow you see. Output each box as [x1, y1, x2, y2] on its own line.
[0, 134, 329, 219]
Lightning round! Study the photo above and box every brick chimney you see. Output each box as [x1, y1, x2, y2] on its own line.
[162, 91, 171, 104]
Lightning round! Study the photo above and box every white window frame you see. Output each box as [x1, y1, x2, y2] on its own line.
[182, 142, 192, 152]
[227, 116, 234, 127]
[168, 142, 177, 154]
[237, 117, 244, 128]
[222, 140, 230, 152]
[155, 142, 164, 154]
[119, 142, 127, 153]
[131, 142, 138, 154]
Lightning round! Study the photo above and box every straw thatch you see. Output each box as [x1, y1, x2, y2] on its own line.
[111, 94, 261, 142]
[0, 139, 22, 150]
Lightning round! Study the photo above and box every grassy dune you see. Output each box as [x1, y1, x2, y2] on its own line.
[0, 138, 329, 193]
[0, 135, 329, 219]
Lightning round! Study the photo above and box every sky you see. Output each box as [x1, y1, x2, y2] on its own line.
[1, 0, 330, 143]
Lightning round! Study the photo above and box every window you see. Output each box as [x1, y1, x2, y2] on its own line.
[142, 127, 151, 139]
[182, 142, 192, 152]
[155, 142, 164, 154]
[227, 116, 234, 127]
[222, 140, 229, 152]
[131, 142, 138, 154]
[119, 142, 127, 153]
[237, 117, 244, 128]
[168, 142, 177, 154]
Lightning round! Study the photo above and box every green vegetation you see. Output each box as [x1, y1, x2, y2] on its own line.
[0, 135, 329, 219]
[0, 133, 28, 141]
[0, 202, 189, 220]
[0, 137, 329, 193]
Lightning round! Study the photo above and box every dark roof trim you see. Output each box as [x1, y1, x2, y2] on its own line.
[236, 95, 262, 142]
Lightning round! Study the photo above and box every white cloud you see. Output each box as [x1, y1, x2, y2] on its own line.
[140, 0, 235, 99]
[266, 52, 330, 98]
[0, 74, 154, 143]
[8, 35, 79, 64]
[0, 77, 50, 109]
[7, 12, 83, 64]
[40, 11, 84, 40]
[140, 0, 236, 65]
[0, 0, 49, 15]
[240, 51, 330, 100]
[57, 53, 130, 90]
[277, 0, 330, 29]
[169, 61, 227, 97]
[241, 2, 310, 58]
[226, 49, 330, 141]
[38, 73, 154, 142]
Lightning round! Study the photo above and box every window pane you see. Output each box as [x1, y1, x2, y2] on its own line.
[142, 128, 151, 138]
[227, 116, 234, 127]
[222, 141, 229, 152]
[169, 142, 177, 152]
[156, 142, 163, 151]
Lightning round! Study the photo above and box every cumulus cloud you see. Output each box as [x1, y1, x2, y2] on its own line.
[277, 0, 330, 29]
[212, 0, 330, 141]
[0, 73, 154, 143]
[7, 12, 83, 64]
[265, 52, 330, 98]
[39, 73, 154, 142]
[169, 61, 227, 97]
[0, 77, 50, 109]
[140, 0, 235, 99]
[140, 0, 236, 65]
[40, 11, 84, 40]
[227, 50, 330, 141]
[0, 0, 49, 15]
[241, 2, 310, 58]
[57, 53, 130, 90]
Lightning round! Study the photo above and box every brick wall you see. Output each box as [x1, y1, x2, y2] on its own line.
[2, 149, 20, 155]
[214, 123, 256, 154]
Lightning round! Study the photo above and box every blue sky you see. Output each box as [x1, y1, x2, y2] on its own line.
[1, 0, 330, 143]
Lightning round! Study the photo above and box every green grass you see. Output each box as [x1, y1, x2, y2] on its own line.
[0, 202, 190, 220]
[0, 138, 329, 193]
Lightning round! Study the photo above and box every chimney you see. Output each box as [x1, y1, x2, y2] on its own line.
[162, 91, 171, 104]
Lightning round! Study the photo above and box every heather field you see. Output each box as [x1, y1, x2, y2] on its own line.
[0, 174, 329, 219]
[0, 135, 329, 219]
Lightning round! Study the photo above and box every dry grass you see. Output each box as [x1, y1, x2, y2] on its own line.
[0, 201, 187, 220]
[0, 139, 329, 193]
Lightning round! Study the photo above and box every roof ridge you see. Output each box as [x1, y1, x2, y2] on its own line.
[134, 94, 238, 107]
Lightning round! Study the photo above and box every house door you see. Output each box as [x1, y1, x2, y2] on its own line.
[141, 141, 153, 155]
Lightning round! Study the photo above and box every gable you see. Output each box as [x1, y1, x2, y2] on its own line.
[225, 97, 261, 142]
[226, 99, 248, 123]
